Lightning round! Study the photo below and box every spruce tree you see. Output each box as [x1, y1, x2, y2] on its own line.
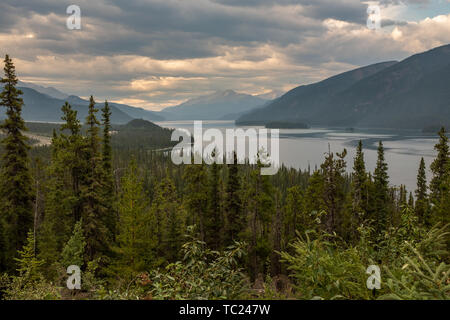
[61, 219, 86, 268]
[183, 163, 208, 240]
[205, 149, 223, 250]
[303, 170, 326, 217]
[39, 103, 84, 270]
[60, 102, 85, 222]
[0, 55, 34, 267]
[373, 141, 390, 235]
[151, 174, 183, 263]
[415, 157, 429, 226]
[284, 185, 307, 244]
[101, 100, 116, 240]
[224, 152, 244, 246]
[116, 160, 152, 275]
[82, 96, 108, 261]
[0, 218, 5, 271]
[14, 230, 43, 282]
[430, 127, 449, 223]
[244, 156, 275, 278]
[351, 141, 369, 228]
[320, 148, 347, 234]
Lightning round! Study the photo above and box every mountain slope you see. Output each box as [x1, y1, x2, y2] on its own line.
[18, 81, 69, 100]
[162, 90, 267, 120]
[65, 95, 164, 121]
[238, 44, 450, 129]
[237, 60, 397, 124]
[324, 44, 450, 128]
[0, 87, 133, 124]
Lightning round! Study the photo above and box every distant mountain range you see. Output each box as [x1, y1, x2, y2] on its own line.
[160, 89, 271, 120]
[3, 44, 449, 128]
[0, 82, 164, 124]
[237, 44, 450, 130]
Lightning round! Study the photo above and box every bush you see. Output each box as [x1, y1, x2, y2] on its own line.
[280, 230, 372, 299]
[148, 226, 249, 299]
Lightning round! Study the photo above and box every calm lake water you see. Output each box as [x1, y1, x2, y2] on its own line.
[156, 120, 440, 193]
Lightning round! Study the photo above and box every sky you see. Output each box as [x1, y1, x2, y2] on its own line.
[1, 0, 449, 111]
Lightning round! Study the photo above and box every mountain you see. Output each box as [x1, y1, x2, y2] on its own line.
[255, 90, 284, 100]
[237, 61, 397, 125]
[161, 90, 268, 120]
[111, 119, 175, 150]
[18, 81, 69, 100]
[0, 87, 133, 124]
[65, 95, 165, 122]
[237, 44, 450, 130]
[3, 81, 165, 122]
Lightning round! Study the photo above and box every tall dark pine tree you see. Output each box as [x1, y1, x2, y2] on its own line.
[101, 100, 116, 240]
[0, 215, 5, 270]
[183, 163, 208, 240]
[320, 148, 347, 234]
[245, 156, 275, 279]
[415, 157, 429, 226]
[0, 55, 34, 268]
[39, 103, 83, 269]
[82, 96, 108, 261]
[225, 152, 244, 246]
[205, 149, 223, 250]
[352, 141, 368, 218]
[373, 141, 390, 235]
[430, 127, 449, 224]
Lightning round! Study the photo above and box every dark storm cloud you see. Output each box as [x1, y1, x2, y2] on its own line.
[1, 0, 447, 109]
[0, 0, 440, 63]
[0, 0, 366, 59]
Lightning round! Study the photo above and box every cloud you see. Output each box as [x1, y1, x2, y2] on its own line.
[0, 0, 449, 110]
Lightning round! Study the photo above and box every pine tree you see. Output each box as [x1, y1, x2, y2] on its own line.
[284, 185, 308, 244]
[244, 156, 275, 278]
[150, 173, 182, 263]
[205, 149, 223, 250]
[0, 55, 34, 268]
[60, 102, 85, 222]
[352, 141, 367, 213]
[151, 174, 183, 263]
[303, 170, 326, 217]
[224, 152, 244, 246]
[408, 192, 414, 208]
[61, 219, 86, 268]
[82, 96, 108, 261]
[0, 217, 6, 271]
[320, 148, 347, 234]
[39, 104, 81, 268]
[430, 127, 449, 224]
[351, 140, 371, 239]
[415, 157, 429, 226]
[116, 160, 152, 275]
[183, 163, 208, 240]
[101, 100, 116, 240]
[373, 141, 390, 235]
[14, 230, 43, 282]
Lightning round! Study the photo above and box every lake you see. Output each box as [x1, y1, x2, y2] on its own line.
[155, 120, 440, 193]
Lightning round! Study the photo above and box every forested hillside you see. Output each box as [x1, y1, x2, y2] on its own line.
[0, 56, 449, 300]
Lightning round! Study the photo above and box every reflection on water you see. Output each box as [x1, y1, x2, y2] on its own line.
[156, 120, 439, 192]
